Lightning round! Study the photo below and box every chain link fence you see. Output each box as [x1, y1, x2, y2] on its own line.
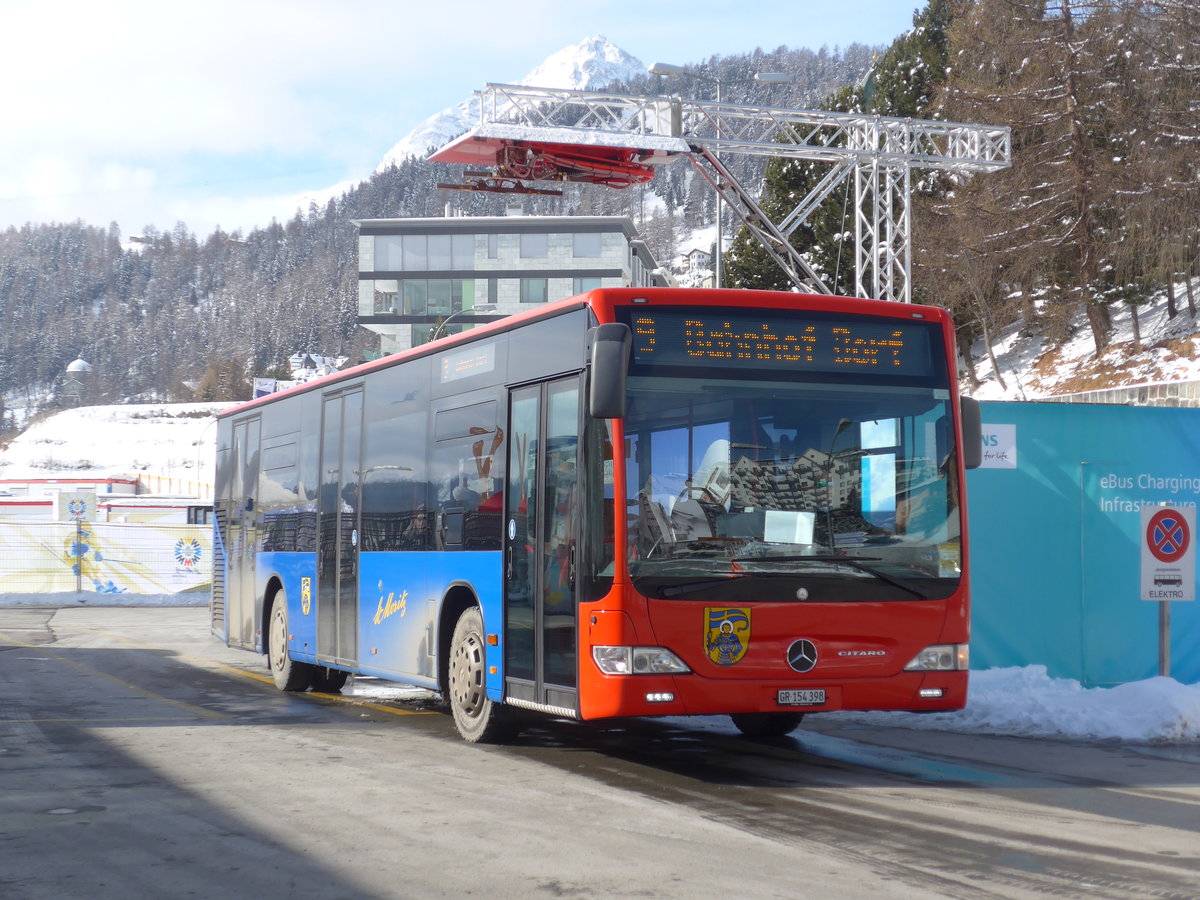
[0, 520, 212, 595]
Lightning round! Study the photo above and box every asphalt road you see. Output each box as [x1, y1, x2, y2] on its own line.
[1, 606, 1198, 899]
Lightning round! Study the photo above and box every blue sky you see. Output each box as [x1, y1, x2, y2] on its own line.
[0, 0, 921, 238]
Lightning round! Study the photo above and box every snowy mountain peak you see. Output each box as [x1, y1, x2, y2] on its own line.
[519, 35, 645, 92]
[377, 35, 646, 169]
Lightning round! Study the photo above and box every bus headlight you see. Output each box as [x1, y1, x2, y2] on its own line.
[904, 644, 969, 671]
[592, 646, 691, 675]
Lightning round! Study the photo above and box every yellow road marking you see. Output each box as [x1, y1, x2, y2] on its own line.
[0, 629, 227, 720]
[2, 716, 213, 724]
[58, 624, 436, 718]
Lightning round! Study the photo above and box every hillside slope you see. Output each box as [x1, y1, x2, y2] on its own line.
[965, 286, 1199, 401]
[0, 403, 230, 495]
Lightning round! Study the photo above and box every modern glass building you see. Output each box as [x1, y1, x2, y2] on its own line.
[355, 215, 666, 354]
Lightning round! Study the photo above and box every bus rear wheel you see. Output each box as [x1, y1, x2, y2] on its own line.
[311, 666, 349, 693]
[730, 712, 804, 738]
[448, 606, 515, 743]
[268, 594, 314, 692]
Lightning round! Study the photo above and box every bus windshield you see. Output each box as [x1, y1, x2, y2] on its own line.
[623, 376, 962, 601]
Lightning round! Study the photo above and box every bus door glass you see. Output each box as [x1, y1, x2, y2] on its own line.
[230, 416, 260, 648]
[318, 388, 363, 666]
[505, 377, 581, 707]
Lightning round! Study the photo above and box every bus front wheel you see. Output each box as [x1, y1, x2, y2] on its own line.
[448, 607, 515, 743]
[268, 594, 314, 692]
[730, 712, 804, 738]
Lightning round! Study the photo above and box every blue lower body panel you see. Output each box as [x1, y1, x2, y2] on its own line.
[256, 551, 318, 659]
[256, 550, 504, 696]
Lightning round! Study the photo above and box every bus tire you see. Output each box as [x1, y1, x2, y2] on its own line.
[268, 593, 314, 692]
[730, 712, 804, 738]
[448, 606, 515, 743]
[311, 666, 349, 693]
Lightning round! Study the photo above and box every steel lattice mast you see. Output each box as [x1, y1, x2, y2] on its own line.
[434, 84, 1011, 302]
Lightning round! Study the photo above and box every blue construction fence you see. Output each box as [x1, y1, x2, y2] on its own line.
[968, 401, 1200, 686]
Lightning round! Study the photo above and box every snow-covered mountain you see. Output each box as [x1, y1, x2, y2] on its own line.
[376, 35, 646, 168]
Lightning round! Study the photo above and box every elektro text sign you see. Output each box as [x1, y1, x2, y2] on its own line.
[1140, 505, 1195, 602]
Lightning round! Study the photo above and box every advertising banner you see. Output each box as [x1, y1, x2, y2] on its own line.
[969, 403, 1200, 686]
[0, 521, 211, 594]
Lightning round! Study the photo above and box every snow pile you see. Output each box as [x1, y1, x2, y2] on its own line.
[829, 666, 1200, 743]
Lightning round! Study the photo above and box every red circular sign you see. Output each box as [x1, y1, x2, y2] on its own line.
[1147, 508, 1190, 564]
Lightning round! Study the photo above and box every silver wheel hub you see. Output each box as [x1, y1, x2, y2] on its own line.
[270, 606, 287, 672]
[450, 631, 486, 718]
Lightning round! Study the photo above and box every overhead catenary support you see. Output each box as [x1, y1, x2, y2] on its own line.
[430, 84, 1012, 302]
[854, 158, 912, 304]
[687, 145, 830, 293]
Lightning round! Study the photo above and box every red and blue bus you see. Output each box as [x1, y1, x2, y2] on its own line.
[213, 288, 981, 741]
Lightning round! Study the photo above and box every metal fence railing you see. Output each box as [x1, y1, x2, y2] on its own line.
[0, 520, 212, 595]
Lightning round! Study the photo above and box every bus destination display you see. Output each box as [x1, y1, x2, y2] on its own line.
[629, 310, 935, 377]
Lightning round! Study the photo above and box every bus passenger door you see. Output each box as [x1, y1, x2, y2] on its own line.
[505, 377, 581, 714]
[228, 416, 260, 649]
[318, 388, 363, 667]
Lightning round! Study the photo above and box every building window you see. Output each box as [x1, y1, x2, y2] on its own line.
[403, 235, 427, 270]
[573, 232, 602, 257]
[404, 280, 428, 314]
[453, 234, 474, 268]
[573, 277, 602, 294]
[373, 234, 474, 271]
[372, 280, 400, 314]
[520, 278, 548, 303]
[427, 280, 456, 316]
[364, 279, 474, 315]
[520, 233, 548, 258]
[376, 236, 404, 270]
[428, 235, 453, 270]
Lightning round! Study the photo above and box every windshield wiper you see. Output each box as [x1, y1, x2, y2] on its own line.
[732, 554, 931, 601]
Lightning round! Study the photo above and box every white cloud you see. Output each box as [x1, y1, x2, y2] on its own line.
[0, 0, 917, 236]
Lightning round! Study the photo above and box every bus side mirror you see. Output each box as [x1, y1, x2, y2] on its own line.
[588, 323, 631, 419]
[960, 396, 982, 469]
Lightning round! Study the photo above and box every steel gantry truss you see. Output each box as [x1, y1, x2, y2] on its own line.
[431, 83, 1012, 302]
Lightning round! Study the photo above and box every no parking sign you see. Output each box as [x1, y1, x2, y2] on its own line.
[1141, 505, 1196, 601]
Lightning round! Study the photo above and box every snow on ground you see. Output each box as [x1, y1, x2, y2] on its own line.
[824, 667, 1200, 743]
[661, 667, 1200, 744]
[0, 402, 230, 493]
[967, 280, 1200, 401]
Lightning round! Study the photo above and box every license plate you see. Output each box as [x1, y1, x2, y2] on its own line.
[778, 689, 826, 707]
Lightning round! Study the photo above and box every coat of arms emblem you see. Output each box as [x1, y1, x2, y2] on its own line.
[705, 607, 750, 665]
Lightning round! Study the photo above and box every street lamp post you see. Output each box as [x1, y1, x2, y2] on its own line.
[430, 304, 499, 342]
[648, 63, 790, 289]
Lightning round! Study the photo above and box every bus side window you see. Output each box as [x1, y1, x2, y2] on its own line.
[432, 398, 505, 550]
[431, 434, 505, 550]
